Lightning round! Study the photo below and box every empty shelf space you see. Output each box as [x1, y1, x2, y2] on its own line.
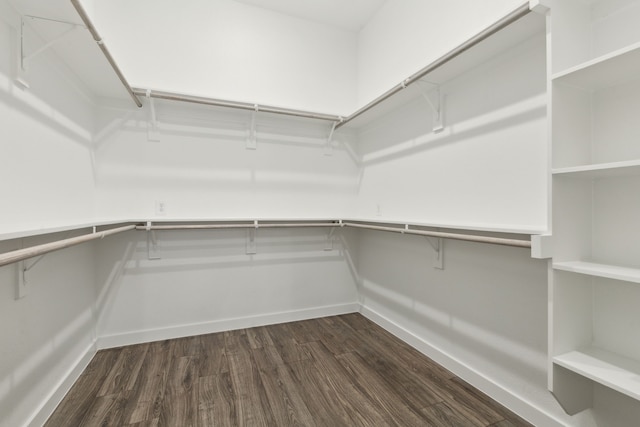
[553, 261, 640, 284]
[552, 159, 640, 178]
[552, 41, 640, 90]
[554, 348, 640, 401]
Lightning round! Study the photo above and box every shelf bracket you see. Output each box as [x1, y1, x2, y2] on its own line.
[146, 221, 161, 260]
[425, 234, 444, 270]
[324, 226, 336, 251]
[16, 260, 28, 299]
[325, 118, 341, 156]
[246, 222, 258, 254]
[20, 15, 85, 71]
[146, 90, 160, 142]
[417, 81, 444, 133]
[16, 228, 78, 296]
[529, 0, 551, 15]
[247, 106, 258, 150]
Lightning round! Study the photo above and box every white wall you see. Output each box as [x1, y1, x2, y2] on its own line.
[91, 0, 358, 116]
[93, 100, 359, 220]
[0, 235, 97, 427]
[95, 228, 359, 348]
[0, 3, 96, 236]
[357, 0, 529, 106]
[0, 3, 100, 426]
[348, 27, 569, 427]
[90, 92, 362, 351]
[354, 230, 586, 426]
[354, 33, 548, 231]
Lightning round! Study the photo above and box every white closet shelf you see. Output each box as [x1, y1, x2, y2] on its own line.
[554, 347, 640, 401]
[345, 217, 543, 235]
[553, 261, 640, 284]
[552, 159, 640, 178]
[1, 217, 543, 243]
[552, 41, 640, 90]
[0, 219, 135, 242]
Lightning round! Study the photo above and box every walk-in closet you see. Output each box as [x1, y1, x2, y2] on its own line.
[2, 0, 640, 426]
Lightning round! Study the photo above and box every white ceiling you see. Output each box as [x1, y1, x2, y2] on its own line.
[232, 0, 386, 32]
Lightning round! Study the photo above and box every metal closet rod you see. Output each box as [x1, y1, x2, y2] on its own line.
[70, 0, 142, 107]
[0, 225, 136, 268]
[139, 221, 531, 248]
[136, 222, 339, 231]
[131, 89, 343, 122]
[0, 219, 530, 268]
[76, 1, 531, 124]
[343, 222, 531, 248]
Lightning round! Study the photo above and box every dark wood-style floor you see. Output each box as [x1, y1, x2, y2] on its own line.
[45, 314, 533, 427]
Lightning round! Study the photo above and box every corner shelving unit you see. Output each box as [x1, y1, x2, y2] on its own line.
[548, 0, 640, 416]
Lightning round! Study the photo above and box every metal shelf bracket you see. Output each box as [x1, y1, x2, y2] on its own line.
[20, 15, 85, 72]
[425, 235, 445, 269]
[146, 221, 161, 260]
[246, 225, 257, 254]
[247, 105, 258, 150]
[324, 226, 337, 251]
[16, 260, 28, 299]
[325, 118, 342, 156]
[417, 81, 445, 133]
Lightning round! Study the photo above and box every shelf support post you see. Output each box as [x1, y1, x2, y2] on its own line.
[425, 234, 444, 270]
[16, 260, 28, 299]
[325, 118, 341, 156]
[146, 90, 160, 142]
[246, 221, 258, 254]
[324, 226, 336, 251]
[417, 81, 444, 133]
[247, 106, 258, 150]
[146, 221, 161, 260]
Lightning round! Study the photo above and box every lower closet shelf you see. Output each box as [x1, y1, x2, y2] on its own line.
[553, 261, 640, 284]
[554, 347, 640, 401]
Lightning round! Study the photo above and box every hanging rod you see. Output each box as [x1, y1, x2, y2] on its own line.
[138, 220, 531, 248]
[132, 89, 343, 123]
[336, 3, 531, 129]
[136, 222, 340, 231]
[0, 218, 532, 268]
[343, 222, 531, 248]
[70, 0, 142, 108]
[0, 225, 136, 268]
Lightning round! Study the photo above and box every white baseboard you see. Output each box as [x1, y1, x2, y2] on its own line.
[97, 302, 360, 350]
[359, 304, 568, 427]
[26, 342, 97, 427]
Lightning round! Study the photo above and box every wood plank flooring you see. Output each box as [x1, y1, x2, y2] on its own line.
[45, 314, 533, 427]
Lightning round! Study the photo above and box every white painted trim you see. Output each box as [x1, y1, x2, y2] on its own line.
[358, 304, 568, 427]
[97, 302, 359, 350]
[26, 341, 97, 427]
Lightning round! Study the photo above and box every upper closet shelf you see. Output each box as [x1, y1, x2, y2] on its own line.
[0, 219, 136, 242]
[553, 261, 640, 284]
[552, 159, 640, 178]
[338, 5, 543, 129]
[69, 2, 543, 130]
[552, 41, 640, 90]
[345, 217, 543, 235]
